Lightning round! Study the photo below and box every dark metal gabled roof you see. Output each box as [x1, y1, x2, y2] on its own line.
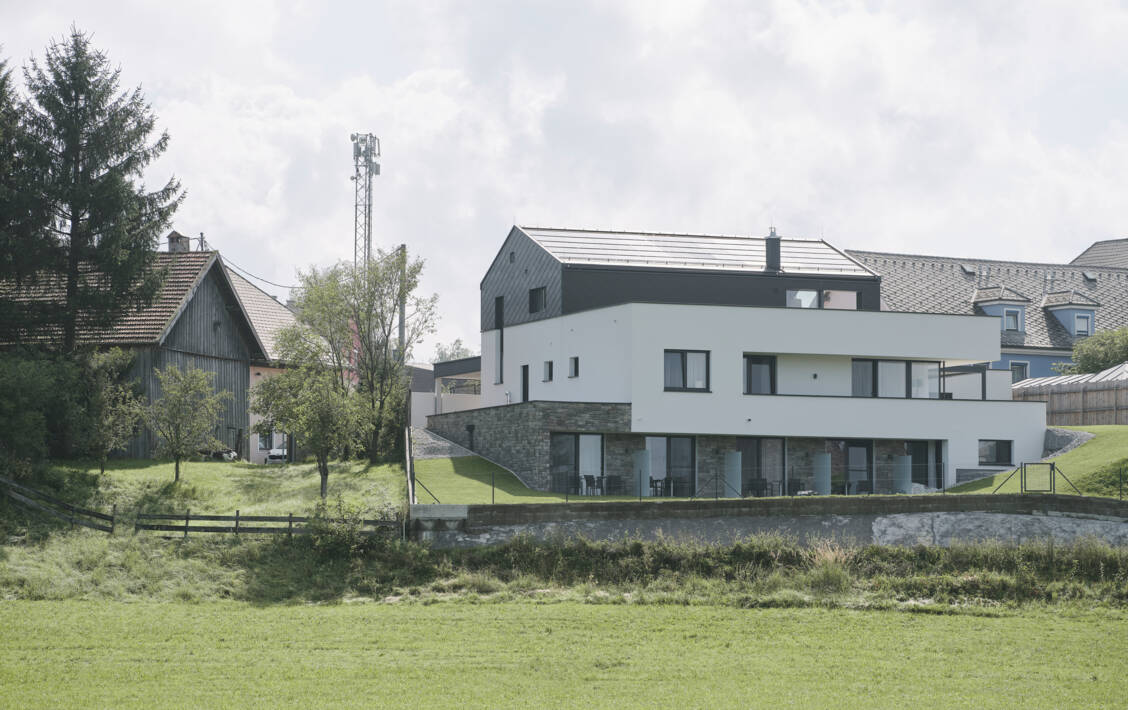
[519, 226, 875, 276]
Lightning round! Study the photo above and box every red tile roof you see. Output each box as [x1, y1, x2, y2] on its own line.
[2, 251, 218, 346]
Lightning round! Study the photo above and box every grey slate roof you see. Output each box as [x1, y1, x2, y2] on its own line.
[519, 226, 874, 276]
[225, 267, 296, 362]
[972, 285, 1030, 303]
[1042, 290, 1100, 308]
[1072, 238, 1128, 269]
[846, 249, 1128, 351]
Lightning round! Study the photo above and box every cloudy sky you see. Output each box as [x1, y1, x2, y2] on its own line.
[5, 1, 1128, 357]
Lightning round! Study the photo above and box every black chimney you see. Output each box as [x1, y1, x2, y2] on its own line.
[765, 227, 781, 273]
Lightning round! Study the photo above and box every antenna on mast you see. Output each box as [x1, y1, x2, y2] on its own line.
[350, 133, 381, 265]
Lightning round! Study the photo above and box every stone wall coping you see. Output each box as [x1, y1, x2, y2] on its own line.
[443, 494, 1128, 527]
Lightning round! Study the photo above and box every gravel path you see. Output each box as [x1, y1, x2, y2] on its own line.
[411, 427, 475, 459]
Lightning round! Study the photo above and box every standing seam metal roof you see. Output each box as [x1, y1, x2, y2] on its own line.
[518, 226, 875, 276]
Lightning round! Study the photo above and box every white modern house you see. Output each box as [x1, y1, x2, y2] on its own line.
[426, 226, 1047, 497]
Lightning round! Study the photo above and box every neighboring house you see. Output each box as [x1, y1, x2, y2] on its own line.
[407, 358, 481, 427]
[406, 363, 436, 428]
[225, 267, 298, 464]
[426, 226, 1045, 496]
[2, 232, 269, 458]
[432, 356, 481, 415]
[846, 248, 1128, 382]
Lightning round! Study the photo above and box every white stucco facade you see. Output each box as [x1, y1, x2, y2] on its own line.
[480, 302, 1046, 482]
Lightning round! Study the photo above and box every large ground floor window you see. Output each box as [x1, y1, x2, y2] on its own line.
[644, 436, 695, 497]
[549, 433, 603, 495]
[734, 437, 784, 497]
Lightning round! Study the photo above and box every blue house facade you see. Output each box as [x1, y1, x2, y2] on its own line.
[846, 245, 1128, 382]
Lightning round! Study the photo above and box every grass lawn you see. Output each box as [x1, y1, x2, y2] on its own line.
[951, 426, 1128, 496]
[45, 458, 406, 517]
[413, 456, 675, 504]
[1, 601, 1126, 709]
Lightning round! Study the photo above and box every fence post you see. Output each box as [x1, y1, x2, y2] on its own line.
[491, 468, 495, 505]
[184, 509, 190, 539]
[288, 512, 293, 538]
[235, 509, 240, 535]
[111, 504, 116, 534]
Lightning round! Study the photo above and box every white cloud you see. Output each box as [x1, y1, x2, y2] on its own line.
[4, 0, 1128, 355]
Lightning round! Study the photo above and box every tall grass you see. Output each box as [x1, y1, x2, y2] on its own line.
[6, 529, 1127, 607]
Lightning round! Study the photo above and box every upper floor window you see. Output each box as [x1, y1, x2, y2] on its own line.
[664, 350, 709, 392]
[786, 289, 819, 309]
[529, 287, 546, 314]
[743, 355, 776, 394]
[822, 290, 858, 310]
[787, 288, 859, 310]
[568, 356, 580, 378]
[543, 360, 553, 382]
[1075, 313, 1091, 337]
[853, 359, 940, 398]
[1003, 309, 1020, 332]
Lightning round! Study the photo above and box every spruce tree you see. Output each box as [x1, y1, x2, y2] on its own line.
[21, 29, 183, 351]
[0, 55, 55, 342]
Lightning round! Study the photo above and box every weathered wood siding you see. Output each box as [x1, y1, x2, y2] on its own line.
[1012, 383, 1128, 426]
[124, 265, 254, 458]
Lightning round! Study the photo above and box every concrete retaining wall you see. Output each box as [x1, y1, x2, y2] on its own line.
[410, 494, 1128, 548]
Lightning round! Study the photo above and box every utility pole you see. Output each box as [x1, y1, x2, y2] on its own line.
[350, 133, 380, 266]
[398, 243, 407, 359]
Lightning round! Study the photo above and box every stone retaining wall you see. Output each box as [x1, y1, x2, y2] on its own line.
[410, 494, 1128, 548]
[426, 402, 631, 489]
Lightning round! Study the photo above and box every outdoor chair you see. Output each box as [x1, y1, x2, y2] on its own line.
[583, 474, 602, 496]
[745, 478, 769, 498]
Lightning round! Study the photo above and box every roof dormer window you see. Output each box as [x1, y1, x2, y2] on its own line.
[1075, 313, 1092, 337]
[1004, 309, 1020, 332]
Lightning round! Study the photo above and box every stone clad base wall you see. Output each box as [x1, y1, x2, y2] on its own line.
[426, 402, 631, 489]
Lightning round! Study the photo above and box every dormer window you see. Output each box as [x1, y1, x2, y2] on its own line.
[1003, 309, 1020, 332]
[1075, 313, 1092, 337]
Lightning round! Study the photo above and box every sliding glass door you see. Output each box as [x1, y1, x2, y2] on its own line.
[644, 436, 696, 496]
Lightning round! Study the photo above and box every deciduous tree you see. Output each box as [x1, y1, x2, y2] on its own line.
[1057, 327, 1128, 375]
[85, 348, 141, 474]
[251, 365, 362, 498]
[146, 365, 230, 482]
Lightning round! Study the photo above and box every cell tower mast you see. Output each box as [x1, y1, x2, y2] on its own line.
[350, 133, 381, 265]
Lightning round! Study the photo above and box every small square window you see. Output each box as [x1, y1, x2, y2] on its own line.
[508, 251, 515, 263]
[1075, 314, 1091, 337]
[258, 431, 273, 451]
[543, 360, 553, 382]
[568, 357, 579, 378]
[1003, 310, 1020, 332]
[1010, 362, 1028, 383]
[529, 287, 546, 314]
